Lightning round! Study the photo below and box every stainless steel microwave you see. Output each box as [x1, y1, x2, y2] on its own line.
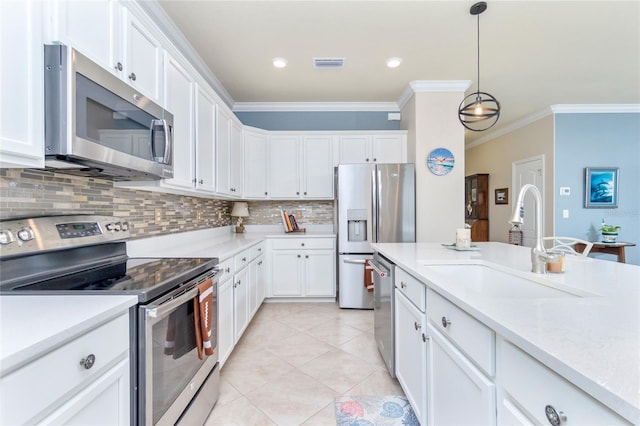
[43, 44, 173, 180]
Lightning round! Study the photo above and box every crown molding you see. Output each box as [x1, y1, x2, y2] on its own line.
[465, 107, 554, 150]
[550, 104, 640, 114]
[398, 80, 472, 110]
[232, 102, 400, 112]
[136, 1, 235, 108]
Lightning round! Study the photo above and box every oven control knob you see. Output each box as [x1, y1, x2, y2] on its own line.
[106, 223, 115, 231]
[0, 230, 15, 245]
[113, 222, 122, 231]
[16, 227, 35, 242]
[121, 222, 129, 231]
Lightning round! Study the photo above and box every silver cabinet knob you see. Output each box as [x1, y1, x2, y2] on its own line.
[305, 255, 309, 259]
[225, 267, 230, 273]
[297, 254, 301, 258]
[400, 282, 407, 289]
[304, 192, 307, 195]
[366, 158, 370, 162]
[296, 191, 300, 195]
[545, 405, 566, 426]
[414, 321, 421, 330]
[242, 257, 246, 262]
[373, 158, 377, 162]
[199, 179, 204, 184]
[265, 192, 268, 195]
[80, 354, 96, 370]
[115, 62, 123, 71]
[442, 316, 451, 328]
[422, 333, 428, 342]
[129, 72, 136, 81]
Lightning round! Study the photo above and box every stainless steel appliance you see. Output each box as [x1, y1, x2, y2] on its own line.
[370, 252, 396, 377]
[335, 163, 415, 309]
[0, 216, 220, 425]
[43, 45, 174, 180]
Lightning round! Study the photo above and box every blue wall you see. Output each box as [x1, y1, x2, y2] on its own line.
[234, 111, 401, 131]
[554, 113, 640, 265]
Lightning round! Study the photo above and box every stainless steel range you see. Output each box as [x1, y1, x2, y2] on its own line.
[0, 215, 221, 425]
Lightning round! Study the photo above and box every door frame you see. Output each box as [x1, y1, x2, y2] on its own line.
[511, 155, 546, 247]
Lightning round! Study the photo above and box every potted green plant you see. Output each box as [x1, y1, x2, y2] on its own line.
[600, 223, 621, 243]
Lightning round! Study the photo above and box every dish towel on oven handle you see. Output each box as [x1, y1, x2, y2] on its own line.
[193, 278, 214, 360]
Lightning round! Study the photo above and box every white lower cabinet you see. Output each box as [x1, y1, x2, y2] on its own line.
[0, 313, 130, 425]
[497, 338, 629, 425]
[394, 289, 428, 425]
[268, 237, 335, 298]
[428, 323, 495, 425]
[249, 253, 266, 316]
[217, 256, 235, 367]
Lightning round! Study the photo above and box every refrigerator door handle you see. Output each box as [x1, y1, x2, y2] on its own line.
[371, 167, 379, 243]
[343, 258, 367, 265]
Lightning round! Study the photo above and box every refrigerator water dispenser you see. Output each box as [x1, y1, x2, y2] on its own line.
[347, 209, 368, 242]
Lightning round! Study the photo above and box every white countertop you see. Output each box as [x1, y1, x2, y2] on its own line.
[127, 225, 335, 259]
[372, 242, 640, 424]
[0, 295, 137, 376]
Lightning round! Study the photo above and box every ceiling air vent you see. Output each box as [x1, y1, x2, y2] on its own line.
[313, 58, 345, 69]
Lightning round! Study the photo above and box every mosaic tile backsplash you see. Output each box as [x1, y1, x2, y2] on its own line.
[0, 169, 334, 238]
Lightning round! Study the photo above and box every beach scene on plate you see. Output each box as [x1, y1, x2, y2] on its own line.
[427, 148, 455, 176]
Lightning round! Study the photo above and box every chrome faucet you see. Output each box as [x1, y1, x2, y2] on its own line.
[509, 184, 550, 274]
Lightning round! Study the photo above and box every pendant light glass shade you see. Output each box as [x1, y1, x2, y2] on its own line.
[458, 2, 501, 132]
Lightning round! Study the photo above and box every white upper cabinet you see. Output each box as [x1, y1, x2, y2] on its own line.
[338, 132, 407, 164]
[269, 135, 301, 199]
[163, 54, 195, 190]
[51, 0, 163, 104]
[195, 84, 216, 193]
[0, 0, 45, 168]
[230, 122, 243, 197]
[122, 8, 163, 103]
[243, 128, 269, 198]
[269, 133, 334, 200]
[216, 106, 243, 197]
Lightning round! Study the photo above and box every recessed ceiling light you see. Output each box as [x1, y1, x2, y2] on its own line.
[386, 57, 402, 68]
[272, 57, 287, 68]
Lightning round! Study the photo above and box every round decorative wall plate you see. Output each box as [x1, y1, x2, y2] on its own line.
[427, 148, 455, 176]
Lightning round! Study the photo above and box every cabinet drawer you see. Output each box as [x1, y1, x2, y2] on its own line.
[271, 237, 334, 250]
[499, 339, 628, 425]
[427, 288, 494, 376]
[218, 257, 235, 282]
[250, 241, 266, 260]
[1, 313, 129, 425]
[395, 267, 425, 312]
[234, 249, 251, 271]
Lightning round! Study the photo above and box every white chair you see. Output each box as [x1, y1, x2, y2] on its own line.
[543, 237, 593, 257]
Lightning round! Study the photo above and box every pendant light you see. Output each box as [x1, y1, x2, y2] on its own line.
[458, 1, 501, 132]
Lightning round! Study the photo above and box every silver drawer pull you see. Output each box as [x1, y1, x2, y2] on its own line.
[545, 405, 566, 426]
[80, 354, 96, 370]
[400, 282, 407, 289]
[441, 316, 451, 328]
[414, 321, 421, 331]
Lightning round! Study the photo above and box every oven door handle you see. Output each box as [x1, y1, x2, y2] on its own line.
[368, 260, 389, 278]
[146, 286, 199, 319]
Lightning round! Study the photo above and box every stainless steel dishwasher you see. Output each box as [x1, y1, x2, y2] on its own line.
[371, 252, 395, 377]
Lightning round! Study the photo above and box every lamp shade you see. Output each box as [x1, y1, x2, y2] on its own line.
[231, 202, 249, 217]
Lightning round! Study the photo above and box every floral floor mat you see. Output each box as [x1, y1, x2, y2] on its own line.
[334, 395, 419, 426]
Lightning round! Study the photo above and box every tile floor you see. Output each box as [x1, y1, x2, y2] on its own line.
[204, 302, 404, 426]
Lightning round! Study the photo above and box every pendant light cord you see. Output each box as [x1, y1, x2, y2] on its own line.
[477, 13, 481, 93]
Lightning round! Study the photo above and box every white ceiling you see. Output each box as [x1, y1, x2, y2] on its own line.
[157, 0, 640, 143]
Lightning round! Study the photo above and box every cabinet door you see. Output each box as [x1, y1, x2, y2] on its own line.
[233, 267, 249, 343]
[372, 135, 405, 163]
[230, 122, 243, 197]
[339, 135, 370, 163]
[243, 130, 269, 198]
[428, 324, 495, 425]
[255, 255, 266, 306]
[269, 136, 300, 198]
[271, 251, 302, 296]
[195, 85, 216, 193]
[395, 290, 427, 425]
[0, 0, 44, 168]
[123, 9, 162, 103]
[215, 105, 231, 195]
[248, 260, 258, 318]
[164, 55, 195, 189]
[304, 250, 335, 296]
[218, 278, 234, 367]
[41, 359, 130, 426]
[302, 136, 334, 199]
[52, 0, 119, 73]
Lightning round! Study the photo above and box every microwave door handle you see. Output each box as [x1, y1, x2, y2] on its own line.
[146, 286, 199, 319]
[162, 119, 172, 165]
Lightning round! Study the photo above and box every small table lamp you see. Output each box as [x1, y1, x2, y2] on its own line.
[231, 202, 249, 233]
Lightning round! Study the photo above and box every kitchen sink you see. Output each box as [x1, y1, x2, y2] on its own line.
[425, 264, 588, 299]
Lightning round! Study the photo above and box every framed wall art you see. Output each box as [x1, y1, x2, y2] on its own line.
[494, 188, 508, 205]
[584, 167, 619, 208]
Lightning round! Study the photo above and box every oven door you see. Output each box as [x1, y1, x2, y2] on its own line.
[139, 275, 218, 425]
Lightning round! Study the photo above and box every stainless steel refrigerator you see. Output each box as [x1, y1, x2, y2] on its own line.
[335, 163, 415, 309]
